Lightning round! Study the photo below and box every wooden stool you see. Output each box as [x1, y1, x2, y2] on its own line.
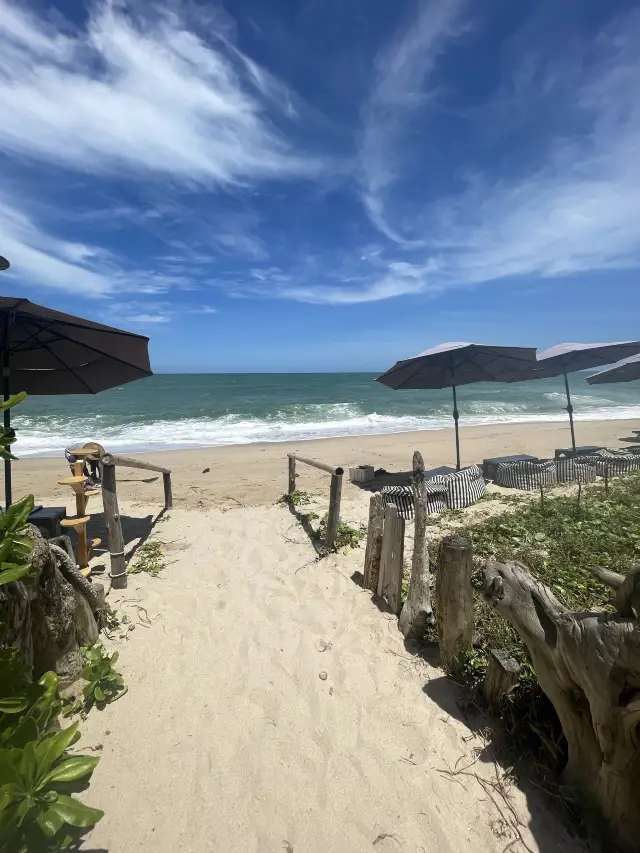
[57, 473, 101, 576]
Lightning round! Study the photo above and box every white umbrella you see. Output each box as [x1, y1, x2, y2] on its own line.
[514, 341, 640, 451]
[376, 342, 537, 470]
[587, 353, 640, 385]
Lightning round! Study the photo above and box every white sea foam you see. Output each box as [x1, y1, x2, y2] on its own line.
[15, 404, 640, 457]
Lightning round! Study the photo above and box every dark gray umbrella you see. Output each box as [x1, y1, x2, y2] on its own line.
[513, 341, 640, 451]
[587, 353, 640, 385]
[376, 342, 537, 470]
[1, 297, 152, 506]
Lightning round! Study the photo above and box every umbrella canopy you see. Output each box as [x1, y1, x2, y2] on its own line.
[376, 342, 537, 470]
[513, 341, 640, 451]
[587, 353, 640, 385]
[1, 297, 152, 505]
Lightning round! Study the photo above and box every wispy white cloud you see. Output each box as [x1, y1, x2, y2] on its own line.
[0, 0, 321, 185]
[360, 0, 466, 244]
[0, 199, 186, 297]
[129, 313, 170, 324]
[331, 2, 640, 306]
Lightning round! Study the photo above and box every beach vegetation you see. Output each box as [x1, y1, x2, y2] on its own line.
[0, 653, 103, 851]
[128, 540, 165, 577]
[313, 515, 366, 554]
[80, 644, 126, 710]
[0, 494, 36, 588]
[278, 490, 313, 507]
[431, 472, 640, 814]
[0, 393, 103, 850]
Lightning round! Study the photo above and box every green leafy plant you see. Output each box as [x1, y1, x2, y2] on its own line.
[0, 392, 26, 462]
[312, 515, 366, 554]
[81, 644, 125, 708]
[0, 720, 103, 852]
[0, 657, 103, 852]
[0, 495, 36, 587]
[128, 540, 165, 577]
[277, 490, 313, 507]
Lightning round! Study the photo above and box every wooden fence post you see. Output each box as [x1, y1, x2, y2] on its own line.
[325, 472, 342, 548]
[101, 463, 127, 590]
[482, 649, 521, 708]
[399, 450, 432, 638]
[363, 493, 384, 592]
[378, 503, 405, 614]
[163, 472, 173, 510]
[288, 455, 296, 496]
[436, 535, 474, 673]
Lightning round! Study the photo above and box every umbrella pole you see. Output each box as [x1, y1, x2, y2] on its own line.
[452, 383, 461, 471]
[2, 312, 11, 508]
[563, 371, 577, 454]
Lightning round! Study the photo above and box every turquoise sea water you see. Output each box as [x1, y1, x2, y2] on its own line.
[11, 372, 640, 457]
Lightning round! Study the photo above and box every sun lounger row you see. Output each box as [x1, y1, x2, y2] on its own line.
[493, 448, 640, 490]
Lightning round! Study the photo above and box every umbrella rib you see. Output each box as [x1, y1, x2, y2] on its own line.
[14, 316, 150, 374]
[37, 340, 97, 394]
[10, 319, 60, 354]
[15, 310, 148, 340]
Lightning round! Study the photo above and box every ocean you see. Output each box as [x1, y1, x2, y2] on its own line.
[11, 373, 640, 457]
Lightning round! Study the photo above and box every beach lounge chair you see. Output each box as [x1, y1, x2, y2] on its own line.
[380, 481, 448, 520]
[430, 464, 486, 509]
[494, 459, 556, 491]
[555, 456, 597, 483]
[483, 454, 538, 482]
[592, 449, 640, 477]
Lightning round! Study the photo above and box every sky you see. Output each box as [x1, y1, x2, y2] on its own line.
[1, 0, 639, 372]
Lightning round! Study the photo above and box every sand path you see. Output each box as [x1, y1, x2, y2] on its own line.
[80, 503, 582, 853]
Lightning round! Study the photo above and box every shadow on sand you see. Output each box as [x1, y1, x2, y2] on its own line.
[80, 505, 168, 571]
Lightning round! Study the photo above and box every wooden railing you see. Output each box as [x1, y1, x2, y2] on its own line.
[287, 453, 344, 548]
[100, 453, 172, 589]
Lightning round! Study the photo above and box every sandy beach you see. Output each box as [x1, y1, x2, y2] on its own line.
[13, 418, 636, 509]
[16, 420, 626, 852]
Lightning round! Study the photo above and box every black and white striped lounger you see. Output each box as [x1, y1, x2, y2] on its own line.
[592, 449, 640, 477]
[430, 464, 486, 509]
[380, 482, 448, 520]
[495, 459, 557, 491]
[555, 456, 597, 483]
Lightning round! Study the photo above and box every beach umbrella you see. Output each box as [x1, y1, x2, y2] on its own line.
[587, 353, 640, 385]
[0, 297, 152, 506]
[513, 341, 640, 452]
[376, 342, 537, 471]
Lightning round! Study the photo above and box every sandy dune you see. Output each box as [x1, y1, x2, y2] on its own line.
[70, 499, 583, 853]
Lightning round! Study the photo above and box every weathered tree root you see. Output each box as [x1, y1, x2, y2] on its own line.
[50, 543, 103, 614]
[2, 527, 101, 681]
[484, 560, 640, 852]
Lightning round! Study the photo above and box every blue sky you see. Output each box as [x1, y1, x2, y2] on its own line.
[1, 0, 639, 372]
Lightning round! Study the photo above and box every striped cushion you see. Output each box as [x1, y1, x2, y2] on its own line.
[430, 464, 486, 509]
[593, 449, 640, 477]
[495, 460, 557, 491]
[380, 485, 415, 520]
[555, 456, 597, 483]
[380, 482, 448, 519]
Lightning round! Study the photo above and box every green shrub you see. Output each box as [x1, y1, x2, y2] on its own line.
[81, 644, 126, 709]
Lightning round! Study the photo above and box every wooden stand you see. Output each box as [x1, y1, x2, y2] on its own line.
[57, 450, 101, 576]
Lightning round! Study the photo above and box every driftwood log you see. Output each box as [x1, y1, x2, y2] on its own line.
[484, 560, 640, 852]
[399, 451, 432, 638]
[0, 525, 103, 683]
